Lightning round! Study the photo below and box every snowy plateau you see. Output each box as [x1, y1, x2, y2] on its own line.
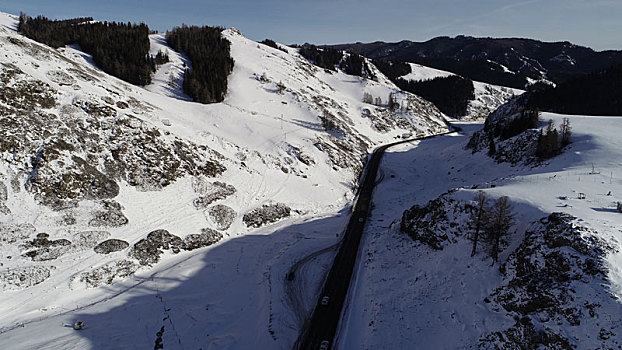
[0, 10, 620, 350]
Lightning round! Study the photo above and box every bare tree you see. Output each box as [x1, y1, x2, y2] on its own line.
[469, 190, 489, 256]
[559, 117, 572, 147]
[486, 196, 514, 263]
[362, 92, 373, 104]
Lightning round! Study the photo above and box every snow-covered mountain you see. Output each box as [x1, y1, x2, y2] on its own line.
[0, 11, 448, 349]
[2, 9, 622, 350]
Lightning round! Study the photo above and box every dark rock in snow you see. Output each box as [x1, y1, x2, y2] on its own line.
[243, 203, 291, 228]
[182, 228, 223, 251]
[94, 239, 130, 254]
[131, 229, 183, 265]
[206, 204, 236, 230]
[88, 200, 128, 227]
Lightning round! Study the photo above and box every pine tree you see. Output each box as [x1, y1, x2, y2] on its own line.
[486, 196, 514, 263]
[469, 190, 489, 256]
[559, 117, 572, 147]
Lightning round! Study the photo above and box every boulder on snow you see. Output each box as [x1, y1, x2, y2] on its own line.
[206, 204, 236, 230]
[130, 229, 183, 265]
[94, 239, 129, 254]
[243, 203, 291, 228]
[182, 228, 223, 251]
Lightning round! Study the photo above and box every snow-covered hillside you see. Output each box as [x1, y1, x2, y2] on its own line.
[399, 62, 522, 120]
[339, 115, 622, 349]
[0, 11, 448, 349]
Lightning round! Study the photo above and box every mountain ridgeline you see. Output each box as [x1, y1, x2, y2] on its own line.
[166, 25, 234, 104]
[18, 14, 154, 85]
[330, 36, 622, 89]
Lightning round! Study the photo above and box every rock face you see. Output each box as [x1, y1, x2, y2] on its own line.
[482, 213, 619, 349]
[94, 239, 130, 254]
[206, 205, 236, 230]
[400, 193, 466, 250]
[243, 203, 292, 228]
[182, 228, 223, 251]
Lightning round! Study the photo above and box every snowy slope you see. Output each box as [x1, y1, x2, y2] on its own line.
[400, 62, 522, 120]
[339, 115, 622, 349]
[0, 11, 448, 349]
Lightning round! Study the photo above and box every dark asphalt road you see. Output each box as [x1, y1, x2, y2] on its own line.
[297, 126, 459, 350]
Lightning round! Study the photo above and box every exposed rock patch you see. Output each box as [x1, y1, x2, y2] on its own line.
[0, 266, 51, 291]
[0, 223, 37, 245]
[482, 213, 619, 349]
[192, 180, 237, 209]
[182, 228, 223, 251]
[243, 203, 292, 228]
[71, 230, 111, 252]
[88, 200, 128, 227]
[206, 205, 236, 230]
[74, 260, 138, 288]
[131, 229, 183, 265]
[94, 239, 130, 254]
[22, 233, 72, 261]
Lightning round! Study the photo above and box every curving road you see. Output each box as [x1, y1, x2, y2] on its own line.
[297, 126, 459, 350]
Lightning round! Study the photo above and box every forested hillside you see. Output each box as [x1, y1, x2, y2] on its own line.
[166, 25, 234, 103]
[18, 14, 154, 85]
[395, 75, 475, 117]
[527, 63, 622, 116]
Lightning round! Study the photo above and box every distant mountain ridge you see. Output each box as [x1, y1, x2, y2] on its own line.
[329, 36, 622, 89]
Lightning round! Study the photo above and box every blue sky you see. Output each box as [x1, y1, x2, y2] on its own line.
[2, 0, 621, 50]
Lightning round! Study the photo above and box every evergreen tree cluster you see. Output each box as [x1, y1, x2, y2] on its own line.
[260, 39, 287, 53]
[395, 75, 475, 117]
[18, 14, 154, 85]
[528, 63, 622, 116]
[372, 59, 412, 80]
[536, 120, 560, 159]
[166, 25, 234, 104]
[468, 191, 515, 263]
[299, 45, 343, 71]
[339, 52, 373, 78]
[489, 108, 540, 140]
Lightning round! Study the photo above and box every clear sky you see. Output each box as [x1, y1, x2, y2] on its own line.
[2, 0, 621, 50]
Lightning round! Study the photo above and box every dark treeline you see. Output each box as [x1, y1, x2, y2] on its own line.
[19, 14, 154, 85]
[528, 63, 622, 116]
[167, 25, 234, 104]
[340, 52, 374, 78]
[372, 59, 412, 80]
[299, 44, 343, 71]
[396, 75, 475, 117]
[487, 108, 540, 141]
[260, 39, 287, 53]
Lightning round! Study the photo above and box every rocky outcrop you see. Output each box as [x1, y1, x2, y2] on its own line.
[243, 203, 292, 228]
[94, 239, 130, 254]
[206, 205, 236, 230]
